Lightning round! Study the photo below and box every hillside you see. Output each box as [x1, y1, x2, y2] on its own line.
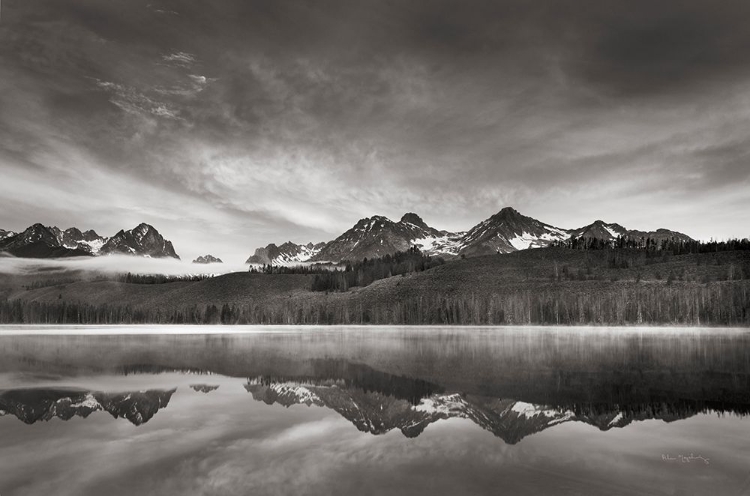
[3, 247, 749, 325]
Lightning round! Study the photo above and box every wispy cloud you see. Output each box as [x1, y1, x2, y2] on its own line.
[162, 51, 196, 67]
[94, 79, 182, 120]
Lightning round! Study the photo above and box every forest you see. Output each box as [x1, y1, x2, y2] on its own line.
[2, 279, 747, 326]
[310, 247, 445, 291]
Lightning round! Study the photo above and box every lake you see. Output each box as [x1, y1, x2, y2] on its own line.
[1, 326, 749, 495]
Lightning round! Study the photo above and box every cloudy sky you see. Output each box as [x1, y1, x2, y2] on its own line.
[1, 0, 749, 262]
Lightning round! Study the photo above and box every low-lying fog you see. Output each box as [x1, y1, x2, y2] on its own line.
[0, 254, 249, 278]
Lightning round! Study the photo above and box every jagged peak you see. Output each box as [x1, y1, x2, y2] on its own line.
[400, 212, 428, 229]
[27, 222, 51, 231]
[353, 215, 393, 229]
[100, 223, 178, 258]
[484, 207, 530, 226]
[589, 220, 624, 229]
[496, 206, 521, 217]
[134, 222, 155, 233]
[21, 223, 58, 239]
[578, 220, 626, 232]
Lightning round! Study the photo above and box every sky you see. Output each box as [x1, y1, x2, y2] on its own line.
[1, 0, 749, 263]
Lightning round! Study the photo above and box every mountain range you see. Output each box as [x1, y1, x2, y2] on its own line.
[0, 222, 179, 259]
[0, 207, 693, 263]
[246, 207, 693, 265]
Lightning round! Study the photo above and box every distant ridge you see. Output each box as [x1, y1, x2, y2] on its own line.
[246, 241, 326, 265]
[193, 254, 223, 264]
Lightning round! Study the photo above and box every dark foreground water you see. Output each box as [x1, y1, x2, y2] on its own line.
[1, 326, 750, 496]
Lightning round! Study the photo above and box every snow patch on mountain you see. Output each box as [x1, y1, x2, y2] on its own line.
[411, 234, 464, 256]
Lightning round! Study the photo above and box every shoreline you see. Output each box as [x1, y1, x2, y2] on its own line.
[0, 323, 748, 336]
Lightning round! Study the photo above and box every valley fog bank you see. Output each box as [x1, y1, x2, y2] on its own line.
[0, 254, 248, 278]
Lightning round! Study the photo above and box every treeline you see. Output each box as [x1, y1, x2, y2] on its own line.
[311, 247, 445, 292]
[3, 280, 747, 326]
[554, 236, 750, 254]
[248, 264, 338, 274]
[564, 400, 750, 419]
[118, 273, 213, 284]
[23, 278, 81, 290]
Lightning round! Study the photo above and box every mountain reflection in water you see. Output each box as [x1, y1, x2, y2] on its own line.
[242, 374, 750, 443]
[0, 387, 175, 425]
[1, 327, 750, 496]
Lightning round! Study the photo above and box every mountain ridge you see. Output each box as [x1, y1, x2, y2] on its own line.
[0, 208, 695, 264]
[246, 207, 694, 265]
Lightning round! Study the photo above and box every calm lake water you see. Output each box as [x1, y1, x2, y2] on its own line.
[1, 326, 750, 495]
